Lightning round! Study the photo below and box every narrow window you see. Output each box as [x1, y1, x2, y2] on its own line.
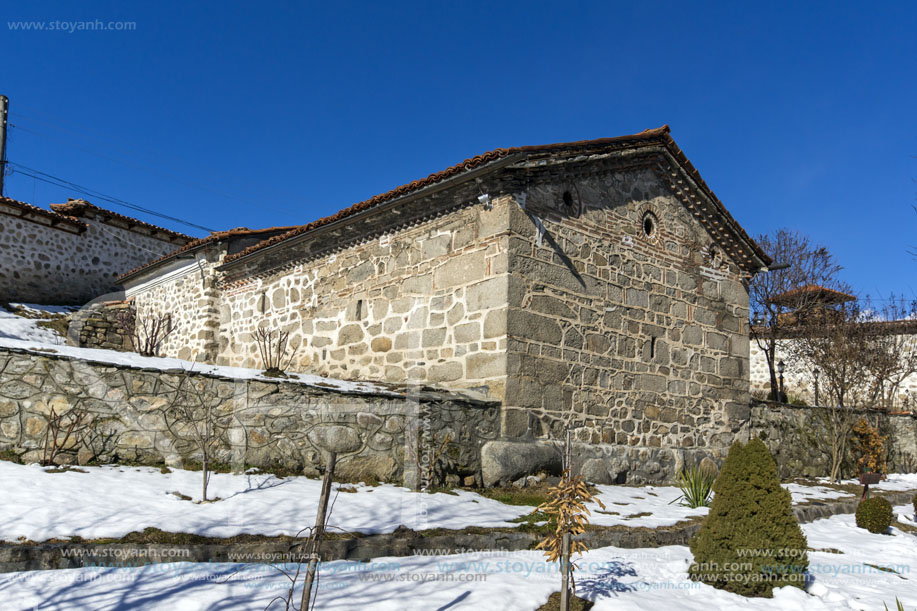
[642, 212, 658, 239]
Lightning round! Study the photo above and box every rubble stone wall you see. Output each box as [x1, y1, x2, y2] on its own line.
[68, 302, 132, 351]
[130, 198, 515, 398]
[749, 338, 917, 409]
[0, 346, 500, 484]
[125, 253, 224, 363]
[749, 401, 917, 478]
[501, 166, 751, 457]
[0, 213, 186, 306]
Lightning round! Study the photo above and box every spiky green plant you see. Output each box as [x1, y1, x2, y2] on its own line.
[671, 464, 716, 508]
[883, 598, 906, 611]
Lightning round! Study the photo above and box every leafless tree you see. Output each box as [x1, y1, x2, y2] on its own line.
[117, 306, 174, 357]
[785, 300, 876, 481]
[859, 296, 917, 411]
[160, 372, 240, 501]
[748, 229, 848, 400]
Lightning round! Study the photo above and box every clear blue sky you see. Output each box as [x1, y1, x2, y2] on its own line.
[1, 1, 914, 299]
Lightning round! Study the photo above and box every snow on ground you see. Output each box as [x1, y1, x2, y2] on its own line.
[784, 483, 853, 504]
[2, 509, 916, 610]
[0, 462, 529, 541]
[0, 463, 714, 542]
[869, 473, 917, 491]
[586, 484, 710, 527]
[815, 473, 917, 493]
[0, 303, 74, 345]
[3, 461, 915, 543]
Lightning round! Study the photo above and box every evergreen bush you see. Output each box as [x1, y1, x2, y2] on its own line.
[688, 438, 808, 597]
[855, 497, 893, 534]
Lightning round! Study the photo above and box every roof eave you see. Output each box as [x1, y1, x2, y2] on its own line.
[217, 151, 527, 271]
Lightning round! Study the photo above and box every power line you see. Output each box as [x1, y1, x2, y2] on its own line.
[8, 109, 301, 217]
[8, 118, 278, 211]
[7, 161, 216, 233]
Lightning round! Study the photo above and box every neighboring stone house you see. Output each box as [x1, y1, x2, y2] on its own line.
[750, 285, 917, 410]
[0, 197, 193, 305]
[120, 126, 772, 483]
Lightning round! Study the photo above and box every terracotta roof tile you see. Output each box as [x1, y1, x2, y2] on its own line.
[117, 225, 301, 282]
[768, 285, 857, 307]
[221, 126, 770, 269]
[49, 199, 194, 242]
[0, 195, 87, 230]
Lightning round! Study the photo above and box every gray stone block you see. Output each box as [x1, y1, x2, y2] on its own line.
[480, 440, 562, 486]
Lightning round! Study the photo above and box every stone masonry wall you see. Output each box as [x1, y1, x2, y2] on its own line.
[750, 337, 917, 409]
[68, 301, 132, 351]
[0, 346, 500, 485]
[125, 253, 223, 363]
[500, 166, 751, 461]
[0, 212, 188, 306]
[130, 198, 515, 398]
[749, 401, 917, 478]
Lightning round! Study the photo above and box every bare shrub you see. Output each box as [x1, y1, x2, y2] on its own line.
[41, 404, 89, 466]
[78, 418, 122, 464]
[117, 307, 174, 357]
[255, 327, 297, 375]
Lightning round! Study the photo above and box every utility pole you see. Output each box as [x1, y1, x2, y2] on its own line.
[0, 95, 8, 197]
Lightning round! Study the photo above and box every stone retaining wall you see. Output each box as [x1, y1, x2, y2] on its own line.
[749, 401, 917, 478]
[0, 346, 499, 485]
[68, 301, 132, 351]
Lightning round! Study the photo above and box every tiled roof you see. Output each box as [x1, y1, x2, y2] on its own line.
[0, 195, 87, 231]
[117, 225, 301, 282]
[220, 126, 770, 269]
[49, 199, 194, 242]
[768, 284, 857, 307]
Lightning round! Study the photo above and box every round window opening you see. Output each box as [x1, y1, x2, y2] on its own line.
[642, 212, 658, 238]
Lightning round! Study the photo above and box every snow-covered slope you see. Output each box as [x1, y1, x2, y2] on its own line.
[0, 303, 74, 345]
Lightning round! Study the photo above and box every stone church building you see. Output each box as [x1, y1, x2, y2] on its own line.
[119, 126, 771, 482]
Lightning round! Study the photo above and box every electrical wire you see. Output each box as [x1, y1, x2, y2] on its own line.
[7, 161, 216, 233]
[8, 118, 276, 211]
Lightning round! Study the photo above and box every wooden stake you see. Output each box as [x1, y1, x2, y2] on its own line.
[300, 451, 337, 611]
[560, 531, 571, 611]
[561, 428, 572, 611]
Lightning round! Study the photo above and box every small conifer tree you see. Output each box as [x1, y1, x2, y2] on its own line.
[689, 438, 808, 597]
